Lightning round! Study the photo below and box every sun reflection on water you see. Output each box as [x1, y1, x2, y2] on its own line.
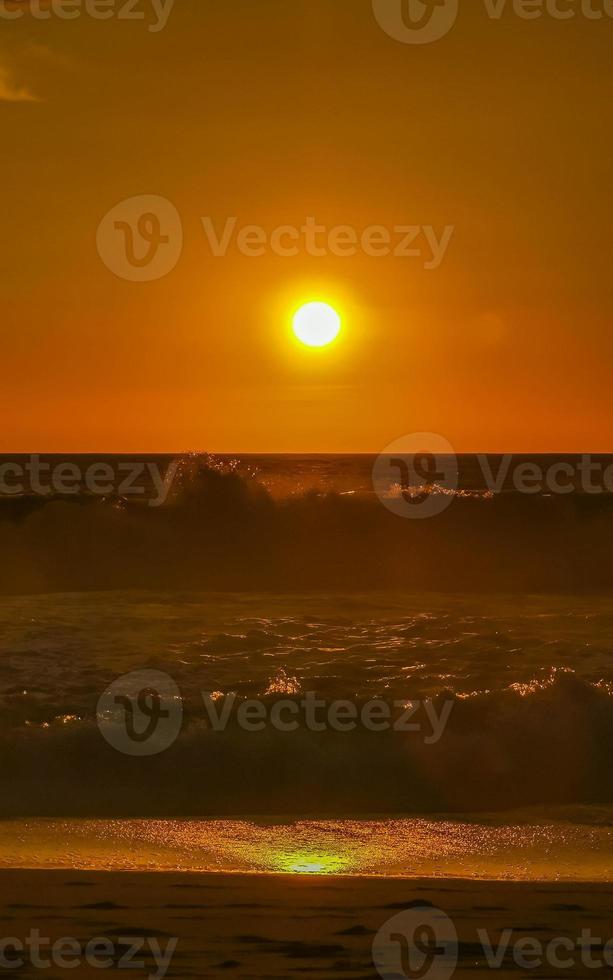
[1, 816, 613, 880]
[264, 849, 353, 875]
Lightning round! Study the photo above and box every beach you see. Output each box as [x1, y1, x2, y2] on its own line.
[2, 869, 613, 978]
[3, 813, 613, 977]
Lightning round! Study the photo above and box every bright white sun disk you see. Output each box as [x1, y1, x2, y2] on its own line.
[292, 302, 341, 348]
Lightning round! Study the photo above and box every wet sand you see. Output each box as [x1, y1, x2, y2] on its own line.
[1, 870, 612, 978]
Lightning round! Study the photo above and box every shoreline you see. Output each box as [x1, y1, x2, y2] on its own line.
[1, 813, 612, 881]
[2, 867, 613, 886]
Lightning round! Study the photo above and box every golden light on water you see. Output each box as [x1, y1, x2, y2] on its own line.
[292, 302, 342, 348]
[268, 850, 352, 875]
[2, 817, 612, 881]
[290, 862, 327, 874]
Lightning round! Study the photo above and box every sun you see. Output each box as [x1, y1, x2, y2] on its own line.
[292, 302, 342, 348]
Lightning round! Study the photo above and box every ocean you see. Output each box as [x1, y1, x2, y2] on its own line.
[2, 454, 613, 877]
[3, 452, 613, 497]
[1, 590, 613, 821]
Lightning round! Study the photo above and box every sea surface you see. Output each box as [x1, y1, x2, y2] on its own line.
[4, 452, 613, 497]
[1, 590, 613, 819]
[1, 589, 612, 708]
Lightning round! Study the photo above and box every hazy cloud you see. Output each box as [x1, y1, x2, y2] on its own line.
[0, 65, 40, 102]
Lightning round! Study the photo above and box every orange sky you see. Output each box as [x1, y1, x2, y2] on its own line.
[1, 0, 612, 452]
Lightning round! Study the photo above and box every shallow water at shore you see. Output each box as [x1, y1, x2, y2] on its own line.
[2, 813, 613, 880]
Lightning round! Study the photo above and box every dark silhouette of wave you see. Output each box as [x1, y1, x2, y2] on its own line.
[2, 672, 613, 817]
[1, 455, 613, 594]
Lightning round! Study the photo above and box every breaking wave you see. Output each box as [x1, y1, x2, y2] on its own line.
[1, 455, 613, 593]
[2, 670, 613, 817]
